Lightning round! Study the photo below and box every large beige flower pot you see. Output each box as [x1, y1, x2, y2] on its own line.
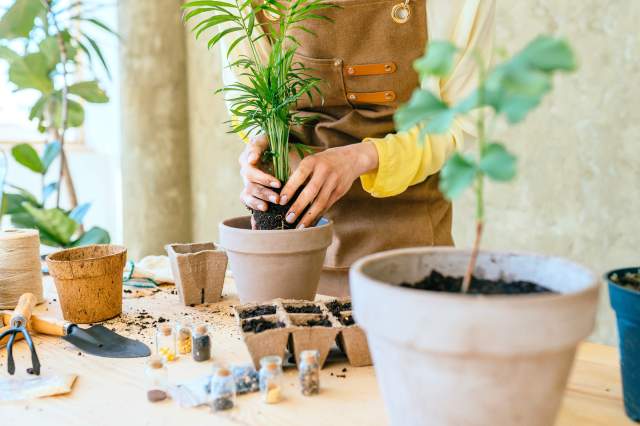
[349, 247, 599, 426]
[219, 216, 333, 303]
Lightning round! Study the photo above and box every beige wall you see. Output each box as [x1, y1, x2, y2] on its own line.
[183, 1, 640, 344]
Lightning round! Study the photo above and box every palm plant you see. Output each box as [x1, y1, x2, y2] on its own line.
[395, 36, 577, 292]
[183, 0, 332, 183]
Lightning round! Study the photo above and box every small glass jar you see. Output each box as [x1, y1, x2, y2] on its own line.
[210, 367, 236, 411]
[145, 355, 168, 402]
[155, 323, 176, 362]
[299, 350, 320, 396]
[259, 355, 283, 404]
[192, 324, 211, 362]
[176, 321, 192, 355]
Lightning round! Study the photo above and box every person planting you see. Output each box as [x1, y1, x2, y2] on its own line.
[190, 0, 495, 296]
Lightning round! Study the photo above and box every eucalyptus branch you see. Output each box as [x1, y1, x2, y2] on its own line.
[395, 36, 577, 294]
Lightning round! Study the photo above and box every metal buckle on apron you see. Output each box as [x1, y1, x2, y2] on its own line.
[391, 0, 411, 24]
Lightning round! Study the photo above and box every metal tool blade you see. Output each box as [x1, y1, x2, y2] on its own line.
[62, 325, 150, 358]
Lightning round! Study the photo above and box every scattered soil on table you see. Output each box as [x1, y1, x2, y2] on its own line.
[401, 270, 553, 295]
[239, 305, 277, 319]
[339, 314, 355, 326]
[325, 301, 352, 317]
[284, 304, 321, 314]
[611, 271, 640, 292]
[242, 317, 285, 334]
[303, 316, 332, 327]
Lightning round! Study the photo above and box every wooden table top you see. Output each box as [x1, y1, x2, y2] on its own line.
[0, 277, 634, 426]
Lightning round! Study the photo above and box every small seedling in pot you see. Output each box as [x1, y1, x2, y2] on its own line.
[183, 0, 334, 229]
[395, 36, 577, 293]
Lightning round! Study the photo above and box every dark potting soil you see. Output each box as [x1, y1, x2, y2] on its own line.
[326, 301, 352, 318]
[611, 271, 640, 292]
[251, 186, 307, 230]
[284, 304, 322, 314]
[242, 317, 285, 334]
[401, 270, 553, 295]
[239, 305, 277, 319]
[303, 316, 333, 327]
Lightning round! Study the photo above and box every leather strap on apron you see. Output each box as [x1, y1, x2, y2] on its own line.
[271, 0, 453, 270]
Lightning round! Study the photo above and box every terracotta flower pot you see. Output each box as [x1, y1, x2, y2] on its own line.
[46, 245, 127, 324]
[349, 247, 599, 426]
[219, 216, 333, 304]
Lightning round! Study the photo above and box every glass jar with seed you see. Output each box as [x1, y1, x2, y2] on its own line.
[210, 366, 236, 411]
[176, 321, 192, 355]
[259, 355, 283, 404]
[145, 355, 168, 403]
[155, 323, 176, 362]
[299, 350, 320, 396]
[192, 324, 211, 362]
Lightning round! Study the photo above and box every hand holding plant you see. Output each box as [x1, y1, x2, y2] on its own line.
[395, 36, 577, 292]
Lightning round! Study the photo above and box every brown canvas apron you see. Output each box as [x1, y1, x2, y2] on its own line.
[263, 0, 453, 295]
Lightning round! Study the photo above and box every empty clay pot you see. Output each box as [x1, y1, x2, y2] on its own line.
[219, 216, 333, 303]
[350, 247, 599, 426]
[46, 245, 127, 324]
[165, 242, 227, 306]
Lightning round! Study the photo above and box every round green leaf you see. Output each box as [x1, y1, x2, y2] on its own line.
[11, 143, 44, 173]
[69, 81, 109, 103]
[413, 41, 457, 78]
[439, 153, 477, 200]
[479, 143, 517, 181]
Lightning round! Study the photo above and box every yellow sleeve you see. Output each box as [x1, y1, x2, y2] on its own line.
[360, 0, 495, 198]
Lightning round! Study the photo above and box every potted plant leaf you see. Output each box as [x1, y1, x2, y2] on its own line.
[606, 267, 640, 422]
[349, 36, 600, 425]
[0, 0, 116, 247]
[183, 0, 334, 303]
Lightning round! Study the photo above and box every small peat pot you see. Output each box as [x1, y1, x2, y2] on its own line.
[327, 299, 373, 367]
[606, 267, 640, 422]
[165, 242, 227, 306]
[288, 313, 340, 368]
[46, 245, 127, 324]
[350, 247, 599, 426]
[219, 216, 333, 303]
[235, 305, 289, 369]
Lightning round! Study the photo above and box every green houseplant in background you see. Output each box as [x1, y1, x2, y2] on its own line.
[0, 0, 116, 247]
[183, 0, 331, 229]
[349, 36, 600, 426]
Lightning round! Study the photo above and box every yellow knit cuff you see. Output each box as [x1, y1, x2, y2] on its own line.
[359, 138, 401, 198]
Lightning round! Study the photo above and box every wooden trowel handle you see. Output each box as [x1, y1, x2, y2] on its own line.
[1, 311, 68, 337]
[11, 293, 37, 328]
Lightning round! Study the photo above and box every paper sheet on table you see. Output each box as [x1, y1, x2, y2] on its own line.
[127, 255, 174, 284]
[0, 374, 77, 401]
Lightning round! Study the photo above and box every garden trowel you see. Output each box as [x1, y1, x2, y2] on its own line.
[1, 312, 150, 358]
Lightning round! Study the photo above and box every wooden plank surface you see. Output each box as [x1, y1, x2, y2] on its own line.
[0, 277, 634, 426]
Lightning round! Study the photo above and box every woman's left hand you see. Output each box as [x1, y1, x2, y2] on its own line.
[279, 142, 379, 228]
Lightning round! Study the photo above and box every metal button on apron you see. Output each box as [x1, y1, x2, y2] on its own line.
[391, 0, 411, 24]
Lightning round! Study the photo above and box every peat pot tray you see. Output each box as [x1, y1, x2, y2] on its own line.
[234, 298, 372, 369]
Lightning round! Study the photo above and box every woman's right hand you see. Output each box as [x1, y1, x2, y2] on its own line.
[239, 134, 281, 212]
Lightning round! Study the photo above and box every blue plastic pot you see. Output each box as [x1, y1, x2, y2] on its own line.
[607, 267, 640, 422]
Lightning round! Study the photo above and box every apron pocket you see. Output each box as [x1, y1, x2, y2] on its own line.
[293, 53, 349, 110]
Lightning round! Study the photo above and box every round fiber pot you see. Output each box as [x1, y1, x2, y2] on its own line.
[219, 216, 333, 303]
[46, 245, 127, 324]
[350, 247, 599, 426]
[607, 267, 640, 422]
